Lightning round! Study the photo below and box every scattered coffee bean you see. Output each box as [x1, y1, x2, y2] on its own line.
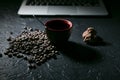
[28, 63, 36, 69]
[29, 28, 33, 31]
[7, 37, 12, 41]
[4, 28, 59, 69]
[10, 32, 13, 35]
[0, 53, 2, 57]
[23, 26, 27, 30]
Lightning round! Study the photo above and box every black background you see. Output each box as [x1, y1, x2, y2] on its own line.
[0, 0, 120, 80]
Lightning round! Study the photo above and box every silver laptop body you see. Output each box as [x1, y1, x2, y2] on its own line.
[18, 0, 108, 16]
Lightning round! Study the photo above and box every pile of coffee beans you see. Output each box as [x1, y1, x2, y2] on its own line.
[4, 27, 59, 69]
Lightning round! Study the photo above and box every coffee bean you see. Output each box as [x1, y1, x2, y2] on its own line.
[0, 53, 2, 57]
[25, 51, 30, 55]
[36, 61, 41, 66]
[17, 54, 23, 58]
[39, 59, 43, 63]
[28, 57, 35, 63]
[8, 53, 13, 58]
[39, 55, 43, 59]
[21, 50, 25, 53]
[51, 51, 55, 53]
[13, 52, 17, 56]
[50, 52, 55, 56]
[29, 28, 33, 31]
[13, 47, 17, 52]
[34, 46, 38, 49]
[54, 51, 58, 54]
[28, 63, 36, 69]
[51, 46, 55, 48]
[35, 29, 40, 32]
[23, 56, 28, 60]
[4, 52, 9, 55]
[10, 32, 13, 35]
[7, 37, 12, 41]
[23, 26, 27, 30]
[43, 54, 47, 57]
[47, 53, 52, 57]
[42, 57, 46, 61]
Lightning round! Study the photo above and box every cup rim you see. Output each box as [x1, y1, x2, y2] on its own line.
[45, 19, 73, 31]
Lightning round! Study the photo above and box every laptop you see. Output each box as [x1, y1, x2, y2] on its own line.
[18, 0, 108, 16]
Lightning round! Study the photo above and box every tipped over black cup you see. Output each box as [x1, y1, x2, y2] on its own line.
[45, 19, 73, 46]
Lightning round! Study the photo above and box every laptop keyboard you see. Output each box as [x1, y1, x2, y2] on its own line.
[26, 0, 100, 6]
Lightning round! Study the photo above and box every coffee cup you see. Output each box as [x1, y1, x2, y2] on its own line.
[45, 19, 73, 46]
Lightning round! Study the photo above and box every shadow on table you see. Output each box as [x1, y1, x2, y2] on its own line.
[85, 36, 112, 46]
[56, 41, 103, 64]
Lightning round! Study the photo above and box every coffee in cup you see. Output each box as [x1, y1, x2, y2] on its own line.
[45, 19, 73, 46]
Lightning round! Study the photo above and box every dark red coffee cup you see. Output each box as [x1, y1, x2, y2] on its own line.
[45, 19, 73, 45]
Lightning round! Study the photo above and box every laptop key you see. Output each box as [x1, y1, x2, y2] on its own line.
[26, 0, 100, 6]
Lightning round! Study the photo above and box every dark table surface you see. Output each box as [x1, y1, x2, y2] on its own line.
[0, 0, 120, 80]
